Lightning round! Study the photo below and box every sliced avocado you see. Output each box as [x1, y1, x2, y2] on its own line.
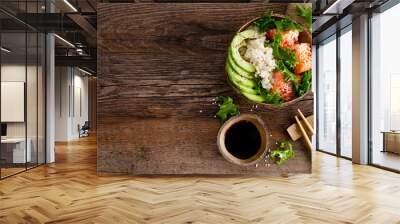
[226, 61, 266, 103]
[230, 29, 258, 73]
[226, 61, 256, 88]
[241, 92, 265, 103]
[227, 74, 258, 95]
[227, 48, 254, 80]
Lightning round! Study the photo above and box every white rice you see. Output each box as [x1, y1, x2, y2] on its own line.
[243, 35, 276, 90]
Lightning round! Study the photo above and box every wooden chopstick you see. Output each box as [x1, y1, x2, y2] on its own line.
[295, 115, 313, 151]
[297, 109, 314, 134]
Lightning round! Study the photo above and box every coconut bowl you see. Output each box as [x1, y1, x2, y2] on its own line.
[226, 13, 312, 108]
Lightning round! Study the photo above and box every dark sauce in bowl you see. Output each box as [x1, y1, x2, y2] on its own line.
[224, 120, 262, 160]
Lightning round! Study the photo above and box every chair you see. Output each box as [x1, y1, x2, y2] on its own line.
[79, 121, 90, 138]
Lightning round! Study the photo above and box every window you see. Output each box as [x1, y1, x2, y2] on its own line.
[0, 1, 47, 179]
[370, 3, 400, 171]
[339, 27, 352, 158]
[317, 35, 337, 154]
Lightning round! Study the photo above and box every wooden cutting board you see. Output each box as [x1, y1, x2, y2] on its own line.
[97, 3, 313, 175]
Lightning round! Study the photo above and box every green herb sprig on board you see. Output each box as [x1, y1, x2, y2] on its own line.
[270, 140, 295, 165]
[215, 96, 240, 122]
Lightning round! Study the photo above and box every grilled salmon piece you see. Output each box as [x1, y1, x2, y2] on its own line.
[293, 43, 312, 75]
[266, 29, 299, 49]
[272, 71, 295, 102]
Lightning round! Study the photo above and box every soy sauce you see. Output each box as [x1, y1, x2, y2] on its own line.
[224, 121, 261, 160]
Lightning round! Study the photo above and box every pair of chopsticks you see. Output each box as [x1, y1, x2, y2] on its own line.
[294, 109, 314, 151]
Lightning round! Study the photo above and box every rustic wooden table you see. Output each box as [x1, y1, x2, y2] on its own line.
[97, 3, 313, 175]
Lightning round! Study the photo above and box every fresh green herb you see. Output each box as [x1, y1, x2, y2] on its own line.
[254, 76, 283, 104]
[267, 33, 299, 92]
[253, 12, 276, 33]
[277, 47, 298, 71]
[276, 61, 297, 84]
[263, 91, 283, 104]
[268, 33, 298, 72]
[296, 4, 312, 32]
[215, 96, 240, 122]
[254, 12, 302, 33]
[273, 34, 298, 70]
[296, 70, 312, 97]
[270, 140, 295, 165]
[253, 11, 308, 104]
[274, 17, 303, 32]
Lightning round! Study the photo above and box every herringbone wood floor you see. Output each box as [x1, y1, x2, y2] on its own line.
[1, 136, 400, 224]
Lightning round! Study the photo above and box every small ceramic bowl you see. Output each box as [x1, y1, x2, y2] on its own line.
[217, 114, 268, 166]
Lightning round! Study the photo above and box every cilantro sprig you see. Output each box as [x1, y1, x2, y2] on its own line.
[215, 96, 240, 122]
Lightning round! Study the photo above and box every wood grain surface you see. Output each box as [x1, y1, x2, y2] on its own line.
[97, 3, 313, 175]
[2, 137, 400, 223]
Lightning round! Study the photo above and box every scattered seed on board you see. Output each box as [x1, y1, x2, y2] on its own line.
[255, 164, 258, 168]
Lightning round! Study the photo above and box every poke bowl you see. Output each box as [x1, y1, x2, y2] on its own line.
[226, 13, 312, 107]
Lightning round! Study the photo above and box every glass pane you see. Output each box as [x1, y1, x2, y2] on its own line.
[318, 36, 337, 154]
[340, 28, 352, 158]
[1, 31, 27, 177]
[371, 3, 400, 171]
[27, 31, 38, 169]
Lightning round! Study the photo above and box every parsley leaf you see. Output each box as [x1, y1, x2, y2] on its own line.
[296, 70, 312, 96]
[267, 33, 299, 94]
[296, 4, 312, 32]
[270, 140, 295, 165]
[254, 12, 303, 33]
[274, 17, 303, 32]
[216, 96, 240, 122]
[253, 12, 276, 33]
[269, 33, 298, 72]
[276, 61, 297, 84]
[254, 76, 283, 104]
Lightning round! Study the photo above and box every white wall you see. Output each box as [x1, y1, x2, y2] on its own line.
[1, 65, 38, 138]
[1, 63, 46, 164]
[54, 67, 89, 141]
[55, 67, 70, 141]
